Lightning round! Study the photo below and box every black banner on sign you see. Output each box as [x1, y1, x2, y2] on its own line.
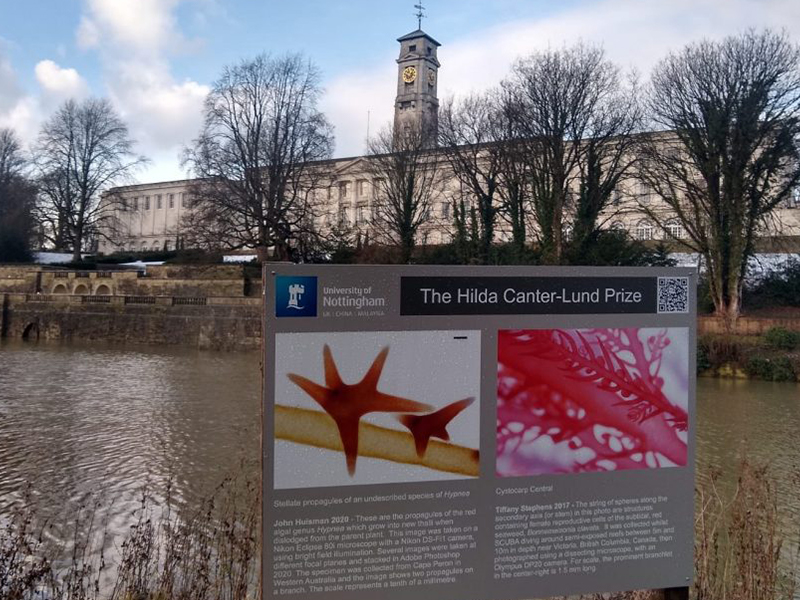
[400, 276, 657, 315]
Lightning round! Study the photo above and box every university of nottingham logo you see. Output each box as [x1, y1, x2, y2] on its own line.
[276, 276, 317, 317]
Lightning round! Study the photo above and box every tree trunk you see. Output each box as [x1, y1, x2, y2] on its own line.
[256, 245, 270, 263]
[72, 234, 82, 263]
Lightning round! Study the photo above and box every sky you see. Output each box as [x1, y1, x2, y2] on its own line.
[1, 0, 800, 184]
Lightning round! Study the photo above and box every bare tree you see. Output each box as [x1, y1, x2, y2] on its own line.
[0, 128, 36, 262]
[183, 53, 334, 261]
[438, 91, 506, 263]
[0, 128, 25, 184]
[34, 98, 147, 262]
[366, 120, 442, 263]
[504, 43, 641, 264]
[638, 29, 800, 323]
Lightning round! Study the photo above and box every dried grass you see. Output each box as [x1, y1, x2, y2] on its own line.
[3, 457, 798, 600]
[0, 467, 260, 600]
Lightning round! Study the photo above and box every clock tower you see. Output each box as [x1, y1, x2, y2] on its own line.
[394, 28, 440, 142]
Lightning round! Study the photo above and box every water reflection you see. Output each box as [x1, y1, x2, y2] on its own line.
[0, 340, 261, 550]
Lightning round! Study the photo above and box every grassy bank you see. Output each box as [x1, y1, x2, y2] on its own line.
[2, 458, 798, 600]
[698, 327, 800, 382]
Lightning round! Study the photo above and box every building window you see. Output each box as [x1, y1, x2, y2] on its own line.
[339, 181, 350, 199]
[120, 197, 127, 211]
[357, 180, 367, 197]
[144, 196, 151, 210]
[181, 193, 187, 208]
[165, 240, 172, 251]
[140, 242, 147, 250]
[666, 219, 685, 239]
[635, 220, 655, 241]
[338, 203, 350, 227]
[789, 187, 800, 208]
[612, 189, 623, 206]
[168, 194, 174, 209]
[441, 202, 450, 219]
[156, 195, 163, 209]
[131, 197, 138, 210]
[639, 183, 653, 203]
[409, 44, 416, 52]
[356, 205, 366, 224]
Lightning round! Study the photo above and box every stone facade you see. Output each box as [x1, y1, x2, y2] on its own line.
[97, 179, 193, 255]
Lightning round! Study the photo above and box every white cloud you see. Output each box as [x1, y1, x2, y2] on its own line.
[321, 62, 396, 158]
[76, 0, 185, 56]
[76, 17, 100, 50]
[0, 96, 39, 145]
[108, 59, 208, 150]
[35, 60, 89, 101]
[0, 47, 39, 144]
[72, 0, 208, 182]
[326, 0, 800, 157]
[0, 46, 23, 114]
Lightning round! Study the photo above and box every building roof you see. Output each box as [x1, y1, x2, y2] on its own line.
[396, 29, 441, 47]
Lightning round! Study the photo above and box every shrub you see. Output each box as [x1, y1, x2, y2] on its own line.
[565, 230, 677, 267]
[770, 357, 798, 382]
[745, 355, 798, 382]
[696, 277, 716, 315]
[764, 326, 800, 351]
[697, 341, 712, 373]
[744, 258, 800, 309]
[700, 335, 745, 371]
[745, 356, 774, 379]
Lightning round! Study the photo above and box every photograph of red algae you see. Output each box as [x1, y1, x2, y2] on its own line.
[497, 328, 689, 476]
[274, 330, 481, 489]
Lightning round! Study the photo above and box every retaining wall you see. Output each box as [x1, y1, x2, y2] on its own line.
[0, 293, 262, 351]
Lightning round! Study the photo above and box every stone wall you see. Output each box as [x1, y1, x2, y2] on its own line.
[0, 265, 249, 298]
[0, 266, 40, 293]
[1, 293, 261, 350]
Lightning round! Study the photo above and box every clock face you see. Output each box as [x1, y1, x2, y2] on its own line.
[402, 66, 417, 83]
[427, 70, 436, 86]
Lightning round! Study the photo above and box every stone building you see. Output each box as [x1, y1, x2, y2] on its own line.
[98, 27, 800, 256]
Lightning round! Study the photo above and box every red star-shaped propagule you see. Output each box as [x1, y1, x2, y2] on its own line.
[287, 344, 432, 475]
[397, 397, 475, 458]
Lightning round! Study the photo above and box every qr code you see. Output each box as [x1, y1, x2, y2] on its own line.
[657, 277, 689, 314]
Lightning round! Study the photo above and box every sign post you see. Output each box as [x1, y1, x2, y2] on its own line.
[263, 265, 695, 600]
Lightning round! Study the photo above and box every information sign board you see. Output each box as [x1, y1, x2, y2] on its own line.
[263, 265, 695, 600]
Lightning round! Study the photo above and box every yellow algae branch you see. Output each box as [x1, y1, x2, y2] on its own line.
[274, 405, 479, 477]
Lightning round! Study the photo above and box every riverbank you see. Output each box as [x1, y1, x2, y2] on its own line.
[698, 327, 800, 382]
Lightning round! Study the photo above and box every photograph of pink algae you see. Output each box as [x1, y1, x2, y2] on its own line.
[497, 328, 689, 476]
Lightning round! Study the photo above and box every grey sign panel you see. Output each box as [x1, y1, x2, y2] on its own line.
[263, 265, 695, 600]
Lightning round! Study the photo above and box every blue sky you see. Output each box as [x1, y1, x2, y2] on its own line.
[1, 0, 799, 183]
